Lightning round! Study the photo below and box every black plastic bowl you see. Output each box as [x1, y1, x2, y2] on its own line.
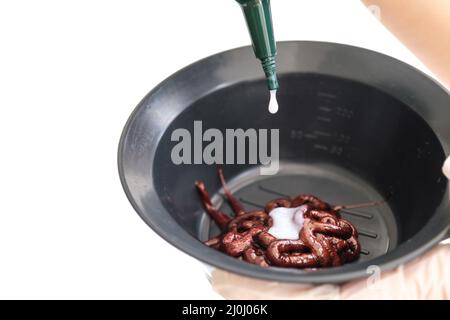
[118, 41, 450, 283]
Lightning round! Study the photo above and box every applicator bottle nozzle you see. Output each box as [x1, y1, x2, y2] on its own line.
[236, 0, 279, 91]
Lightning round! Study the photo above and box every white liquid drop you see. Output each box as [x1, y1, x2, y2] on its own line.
[268, 89, 278, 114]
[267, 205, 308, 240]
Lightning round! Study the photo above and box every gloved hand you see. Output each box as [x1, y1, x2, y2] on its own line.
[211, 156, 450, 300]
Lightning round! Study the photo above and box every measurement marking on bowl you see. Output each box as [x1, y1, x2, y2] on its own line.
[313, 144, 329, 151]
[329, 145, 344, 156]
[316, 116, 332, 122]
[336, 133, 351, 144]
[318, 91, 337, 99]
[313, 130, 332, 137]
[304, 133, 318, 140]
[318, 106, 332, 112]
[290, 129, 304, 140]
[336, 107, 354, 119]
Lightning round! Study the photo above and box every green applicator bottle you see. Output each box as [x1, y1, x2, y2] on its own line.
[236, 0, 279, 92]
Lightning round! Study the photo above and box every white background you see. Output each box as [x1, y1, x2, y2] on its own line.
[0, 0, 436, 299]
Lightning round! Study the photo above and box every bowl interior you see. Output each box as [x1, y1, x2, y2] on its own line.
[152, 73, 447, 264]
